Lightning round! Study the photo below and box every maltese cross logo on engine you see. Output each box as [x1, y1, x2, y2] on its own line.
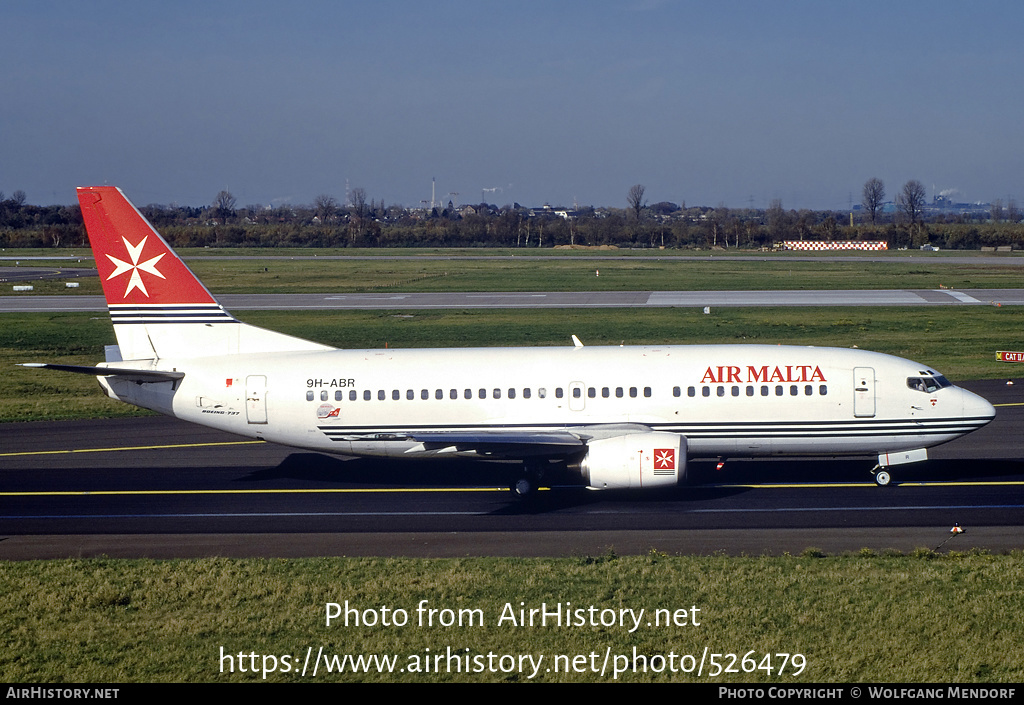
[105, 236, 166, 298]
[654, 449, 675, 470]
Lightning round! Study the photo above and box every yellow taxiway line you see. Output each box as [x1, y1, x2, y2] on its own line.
[0, 440, 264, 458]
[0, 487, 510, 496]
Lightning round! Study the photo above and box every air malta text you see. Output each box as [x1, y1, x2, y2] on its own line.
[700, 365, 827, 384]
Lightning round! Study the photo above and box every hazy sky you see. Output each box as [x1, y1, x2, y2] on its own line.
[3, 1, 1022, 210]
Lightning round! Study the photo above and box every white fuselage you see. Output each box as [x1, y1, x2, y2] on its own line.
[100, 343, 995, 461]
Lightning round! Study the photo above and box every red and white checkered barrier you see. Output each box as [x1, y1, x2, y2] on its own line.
[783, 241, 887, 251]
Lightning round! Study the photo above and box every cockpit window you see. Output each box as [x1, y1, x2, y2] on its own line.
[907, 376, 951, 393]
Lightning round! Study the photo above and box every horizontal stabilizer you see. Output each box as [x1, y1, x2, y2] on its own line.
[20, 363, 184, 383]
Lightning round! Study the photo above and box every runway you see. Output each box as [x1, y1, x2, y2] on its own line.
[0, 265, 93, 285]
[1, 380, 1021, 559]
[5, 288, 1024, 312]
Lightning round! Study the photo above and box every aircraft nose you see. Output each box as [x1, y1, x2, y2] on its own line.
[962, 388, 996, 423]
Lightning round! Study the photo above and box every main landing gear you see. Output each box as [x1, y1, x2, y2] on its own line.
[510, 461, 547, 498]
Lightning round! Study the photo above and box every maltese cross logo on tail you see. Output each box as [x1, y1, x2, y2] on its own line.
[105, 236, 166, 298]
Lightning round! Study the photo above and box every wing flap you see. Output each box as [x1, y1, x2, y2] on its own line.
[406, 430, 585, 457]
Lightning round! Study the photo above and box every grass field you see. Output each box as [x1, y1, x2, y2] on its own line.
[6, 249, 1024, 295]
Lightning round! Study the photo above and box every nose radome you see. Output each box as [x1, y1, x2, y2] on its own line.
[962, 388, 996, 423]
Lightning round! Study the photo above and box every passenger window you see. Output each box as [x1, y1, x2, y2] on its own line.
[306, 391, 314, 401]
[378, 390, 385, 401]
[805, 385, 813, 396]
[493, 388, 501, 399]
[616, 387, 624, 398]
[572, 387, 581, 398]
[392, 390, 400, 401]
[819, 385, 828, 395]
[555, 388, 563, 398]
[349, 390, 357, 401]
[790, 385, 798, 396]
[508, 388, 516, 399]
[335, 391, 343, 401]
[479, 389, 486, 399]
[588, 387, 596, 398]
[731, 386, 739, 397]
[717, 386, 725, 397]
[761, 386, 768, 396]
[687, 386, 696, 397]
[524, 388, 531, 399]
[436, 389, 444, 400]
[538, 388, 547, 399]
[746, 386, 754, 397]
[321, 391, 328, 401]
[630, 387, 638, 398]
[644, 387, 651, 397]
[702, 386, 710, 397]
[775, 386, 783, 396]
[464, 389, 472, 399]
[450, 389, 458, 400]
[407, 389, 415, 400]
[364, 390, 372, 401]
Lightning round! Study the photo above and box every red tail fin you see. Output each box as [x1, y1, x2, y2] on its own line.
[77, 187, 220, 305]
[76, 187, 331, 359]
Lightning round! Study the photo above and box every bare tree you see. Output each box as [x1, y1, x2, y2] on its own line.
[627, 184, 646, 221]
[991, 199, 1004, 223]
[349, 187, 368, 242]
[1008, 198, 1019, 223]
[861, 178, 885, 224]
[350, 187, 367, 218]
[314, 194, 338, 223]
[897, 180, 926, 226]
[12, 190, 26, 206]
[709, 204, 729, 247]
[213, 190, 236, 222]
[766, 199, 789, 240]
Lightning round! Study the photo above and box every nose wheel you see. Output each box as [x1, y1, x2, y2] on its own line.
[871, 465, 892, 487]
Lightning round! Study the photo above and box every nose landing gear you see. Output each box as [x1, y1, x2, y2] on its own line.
[871, 464, 892, 486]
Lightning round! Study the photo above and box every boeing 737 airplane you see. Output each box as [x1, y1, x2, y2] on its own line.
[25, 187, 996, 494]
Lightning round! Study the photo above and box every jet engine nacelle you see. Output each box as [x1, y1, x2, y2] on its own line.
[575, 432, 687, 490]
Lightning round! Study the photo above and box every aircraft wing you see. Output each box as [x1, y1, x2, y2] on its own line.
[404, 430, 586, 457]
[20, 363, 184, 384]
